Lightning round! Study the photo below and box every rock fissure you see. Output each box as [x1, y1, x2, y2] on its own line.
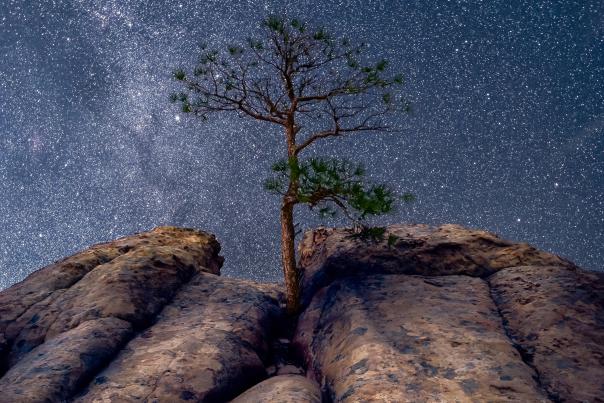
[0, 250, 126, 377]
[75, 266, 205, 401]
[486, 275, 558, 402]
[307, 283, 342, 385]
[487, 265, 604, 402]
[292, 224, 602, 402]
[1, 224, 602, 403]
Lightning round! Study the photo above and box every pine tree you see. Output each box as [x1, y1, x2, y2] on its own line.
[171, 16, 412, 314]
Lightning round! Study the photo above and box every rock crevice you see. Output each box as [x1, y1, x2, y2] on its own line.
[488, 265, 604, 402]
[486, 274, 556, 401]
[0, 227, 224, 402]
[294, 224, 602, 402]
[0, 223, 602, 403]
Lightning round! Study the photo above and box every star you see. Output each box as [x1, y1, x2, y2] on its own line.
[0, 0, 602, 289]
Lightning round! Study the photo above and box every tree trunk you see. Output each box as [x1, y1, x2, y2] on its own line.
[280, 199, 300, 314]
[280, 118, 301, 315]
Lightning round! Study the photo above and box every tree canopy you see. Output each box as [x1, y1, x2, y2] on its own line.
[172, 16, 412, 313]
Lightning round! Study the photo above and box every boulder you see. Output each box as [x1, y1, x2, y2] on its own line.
[230, 375, 321, 403]
[490, 265, 604, 402]
[298, 224, 574, 307]
[0, 226, 227, 402]
[76, 274, 283, 402]
[293, 274, 548, 402]
[294, 224, 603, 402]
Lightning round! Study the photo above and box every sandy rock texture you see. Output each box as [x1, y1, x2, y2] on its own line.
[0, 223, 602, 403]
[0, 226, 232, 402]
[297, 224, 575, 307]
[295, 224, 603, 402]
[230, 374, 321, 403]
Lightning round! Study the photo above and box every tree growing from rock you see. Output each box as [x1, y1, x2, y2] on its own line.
[171, 16, 412, 314]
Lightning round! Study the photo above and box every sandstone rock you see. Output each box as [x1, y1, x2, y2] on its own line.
[298, 224, 574, 308]
[1, 223, 602, 403]
[490, 265, 604, 402]
[0, 227, 223, 401]
[76, 274, 282, 402]
[231, 375, 321, 403]
[0, 227, 221, 336]
[294, 274, 548, 402]
[295, 224, 603, 402]
[0, 317, 132, 403]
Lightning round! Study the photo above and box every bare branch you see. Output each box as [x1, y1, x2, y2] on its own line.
[296, 99, 393, 153]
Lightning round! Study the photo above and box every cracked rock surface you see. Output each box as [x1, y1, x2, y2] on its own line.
[0, 223, 602, 402]
[0, 226, 264, 402]
[76, 274, 282, 402]
[295, 224, 603, 402]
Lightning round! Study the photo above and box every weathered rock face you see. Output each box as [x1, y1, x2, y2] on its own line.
[1, 223, 602, 403]
[0, 226, 223, 371]
[490, 265, 604, 402]
[294, 274, 547, 402]
[294, 224, 604, 402]
[297, 224, 576, 308]
[76, 274, 282, 402]
[0, 227, 285, 402]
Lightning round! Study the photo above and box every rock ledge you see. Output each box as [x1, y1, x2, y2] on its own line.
[0, 224, 602, 402]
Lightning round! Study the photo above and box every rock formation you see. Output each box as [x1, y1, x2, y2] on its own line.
[0, 224, 602, 402]
[295, 224, 603, 402]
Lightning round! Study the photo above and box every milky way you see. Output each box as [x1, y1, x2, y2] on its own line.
[0, 0, 602, 288]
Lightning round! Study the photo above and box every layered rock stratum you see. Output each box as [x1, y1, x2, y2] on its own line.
[0, 224, 602, 402]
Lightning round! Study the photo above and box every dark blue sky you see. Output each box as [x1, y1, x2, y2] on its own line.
[0, 0, 602, 288]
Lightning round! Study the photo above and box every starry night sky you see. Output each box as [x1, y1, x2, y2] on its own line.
[0, 0, 602, 289]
